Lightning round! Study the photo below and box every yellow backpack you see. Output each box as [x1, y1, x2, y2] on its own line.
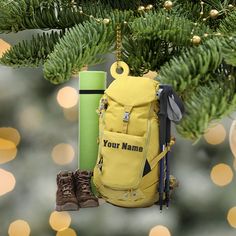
[93, 75, 183, 209]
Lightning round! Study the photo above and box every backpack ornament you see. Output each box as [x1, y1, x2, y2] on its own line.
[93, 61, 185, 210]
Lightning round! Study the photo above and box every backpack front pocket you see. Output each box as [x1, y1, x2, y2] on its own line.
[98, 131, 146, 190]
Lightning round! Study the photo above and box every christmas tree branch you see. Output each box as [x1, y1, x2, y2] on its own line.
[219, 11, 236, 34]
[177, 78, 236, 140]
[159, 39, 223, 93]
[173, 0, 203, 21]
[43, 21, 113, 84]
[97, 0, 159, 10]
[222, 36, 236, 66]
[0, 0, 114, 32]
[123, 37, 181, 75]
[131, 12, 211, 46]
[43, 10, 134, 84]
[122, 11, 212, 75]
[0, 31, 62, 67]
[203, 0, 232, 10]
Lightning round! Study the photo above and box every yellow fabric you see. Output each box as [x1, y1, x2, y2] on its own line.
[93, 76, 175, 208]
[99, 131, 146, 189]
[105, 77, 158, 106]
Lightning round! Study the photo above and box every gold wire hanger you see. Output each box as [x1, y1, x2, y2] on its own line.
[110, 23, 130, 80]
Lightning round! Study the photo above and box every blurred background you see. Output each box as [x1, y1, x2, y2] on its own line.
[1, 31, 236, 236]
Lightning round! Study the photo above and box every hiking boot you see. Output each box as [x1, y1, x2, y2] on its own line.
[56, 171, 78, 211]
[74, 170, 99, 208]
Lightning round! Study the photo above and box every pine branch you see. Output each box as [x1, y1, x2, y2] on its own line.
[122, 11, 212, 75]
[177, 78, 236, 140]
[159, 39, 223, 93]
[0, 0, 27, 32]
[201, 1, 236, 31]
[219, 11, 236, 34]
[123, 37, 181, 76]
[203, 0, 231, 10]
[43, 21, 113, 84]
[173, 0, 204, 21]
[131, 11, 211, 46]
[98, 0, 158, 10]
[43, 10, 134, 84]
[0, 31, 62, 67]
[222, 36, 236, 66]
[0, 0, 113, 32]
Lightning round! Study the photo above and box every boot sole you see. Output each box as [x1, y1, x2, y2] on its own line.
[55, 203, 79, 211]
[79, 200, 99, 208]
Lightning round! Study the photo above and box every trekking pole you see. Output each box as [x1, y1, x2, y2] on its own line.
[165, 118, 171, 208]
[158, 86, 168, 212]
[159, 147, 165, 212]
[159, 84, 185, 210]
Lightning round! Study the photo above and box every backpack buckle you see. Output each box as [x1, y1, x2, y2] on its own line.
[97, 155, 103, 172]
[123, 112, 130, 122]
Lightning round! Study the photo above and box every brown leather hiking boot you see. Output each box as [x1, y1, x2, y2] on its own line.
[74, 170, 99, 208]
[56, 171, 78, 211]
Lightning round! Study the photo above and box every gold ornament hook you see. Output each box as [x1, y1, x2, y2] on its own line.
[110, 23, 130, 79]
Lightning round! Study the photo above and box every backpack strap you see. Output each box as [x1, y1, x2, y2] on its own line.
[149, 138, 175, 169]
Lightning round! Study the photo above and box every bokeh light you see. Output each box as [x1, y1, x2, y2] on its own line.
[51, 143, 75, 165]
[0, 127, 21, 146]
[227, 207, 236, 228]
[0, 39, 11, 58]
[49, 211, 71, 231]
[56, 228, 77, 236]
[149, 225, 171, 236]
[210, 163, 233, 186]
[63, 105, 78, 122]
[229, 120, 236, 158]
[57, 87, 78, 109]
[8, 220, 30, 236]
[204, 123, 226, 145]
[0, 168, 16, 196]
[0, 138, 17, 164]
[234, 159, 236, 171]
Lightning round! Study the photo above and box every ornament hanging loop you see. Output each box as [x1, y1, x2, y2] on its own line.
[110, 61, 130, 80]
[110, 23, 130, 79]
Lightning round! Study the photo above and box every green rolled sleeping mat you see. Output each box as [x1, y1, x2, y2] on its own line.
[79, 71, 107, 170]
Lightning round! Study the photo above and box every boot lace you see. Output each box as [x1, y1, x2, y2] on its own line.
[59, 178, 73, 197]
[78, 176, 92, 195]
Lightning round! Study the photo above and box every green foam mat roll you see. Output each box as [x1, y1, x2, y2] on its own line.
[79, 71, 106, 170]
